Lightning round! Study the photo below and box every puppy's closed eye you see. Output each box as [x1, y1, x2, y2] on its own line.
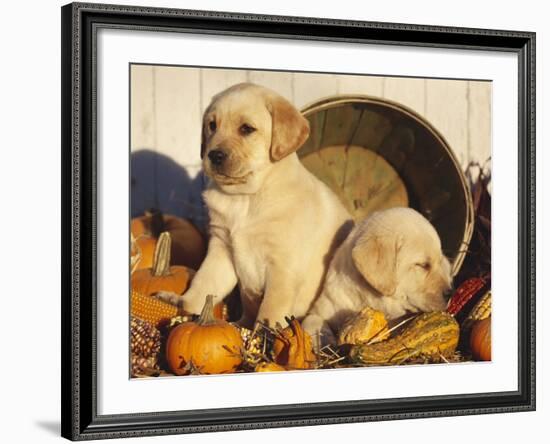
[239, 123, 256, 136]
[416, 261, 431, 271]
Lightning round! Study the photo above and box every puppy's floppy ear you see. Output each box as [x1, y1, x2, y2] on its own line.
[200, 132, 206, 159]
[268, 95, 310, 161]
[352, 234, 399, 296]
[201, 100, 217, 160]
[200, 116, 207, 159]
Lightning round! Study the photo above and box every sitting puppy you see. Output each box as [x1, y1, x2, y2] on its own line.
[302, 207, 452, 346]
[161, 83, 352, 328]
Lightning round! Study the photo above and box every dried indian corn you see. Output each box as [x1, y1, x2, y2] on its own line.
[467, 290, 492, 321]
[238, 326, 265, 366]
[131, 289, 179, 327]
[239, 327, 263, 354]
[130, 316, 162, 377]
[131, 316, 161, 358]
[131, 355, 160, 377]
[446, 277, 487, 316]
[462, 291, 492, 332]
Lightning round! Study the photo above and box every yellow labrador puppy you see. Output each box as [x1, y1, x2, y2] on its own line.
[161, 83, 352, 328]
[302, 207, 452, 346]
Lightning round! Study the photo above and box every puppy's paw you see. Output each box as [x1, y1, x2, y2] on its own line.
[155, 291, 184, 307]
[181, 295, 207, 315]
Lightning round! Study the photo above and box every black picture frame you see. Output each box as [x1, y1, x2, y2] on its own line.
[61, 2, 536, 440]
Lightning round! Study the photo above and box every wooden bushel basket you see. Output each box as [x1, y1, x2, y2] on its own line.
[299, 95, 474, 276]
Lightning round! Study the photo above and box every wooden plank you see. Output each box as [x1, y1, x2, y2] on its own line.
[130, 65, 155, 151]
[300, 110, 327, 157]
[149, 66, 202, 219]
[201, 68, 248, 111]
[425, 79, 469, 168]
[293, 72, 339, 109]
[337, 74, 384, 97]
[153, 65, 202, 166]
[130, 65, 156, 218]
[467, 81, 492, 167]
[383, 77, 426, 117]
[248, 70, 293, 100]
[350, 108, 393, 153]
[321, 104, 363, 148]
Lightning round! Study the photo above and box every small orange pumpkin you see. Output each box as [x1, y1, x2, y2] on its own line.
[166, 295, 243, 375]
[132, 235, 157, 271]
[255, 362, 287, 372]
[131, 232, 193, 297]
[470, 316, 491, 361]
[130, 234, 141, 275]
[131, 232, 226, 320]
[131, 209, 206, 270]
[272, 317, 317, 370]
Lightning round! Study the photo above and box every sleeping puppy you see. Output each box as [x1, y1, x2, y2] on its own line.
[161, 83, 352, 328]
[302, 207, 452, 346]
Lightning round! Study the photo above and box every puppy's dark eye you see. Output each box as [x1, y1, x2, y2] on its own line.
[209, 120, 217, 132]
[239, 123, 256, 136]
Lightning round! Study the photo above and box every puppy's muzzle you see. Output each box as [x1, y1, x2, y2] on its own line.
[208, 149, 227, 166]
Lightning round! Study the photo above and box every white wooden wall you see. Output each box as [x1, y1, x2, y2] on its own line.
[130, 65, 491, 228]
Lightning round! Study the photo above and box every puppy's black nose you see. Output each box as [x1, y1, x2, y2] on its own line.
[208, 149, 227, 166]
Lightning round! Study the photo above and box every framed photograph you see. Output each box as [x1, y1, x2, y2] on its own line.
[61, 2, 536, 440]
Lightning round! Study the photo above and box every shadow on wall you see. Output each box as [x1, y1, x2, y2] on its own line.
[131, 149, 208, 232]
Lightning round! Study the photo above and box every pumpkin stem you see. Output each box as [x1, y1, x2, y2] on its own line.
[197, 295, 218, 325]
[145, 208, 165, 238]
[152, 232, 172, 276]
